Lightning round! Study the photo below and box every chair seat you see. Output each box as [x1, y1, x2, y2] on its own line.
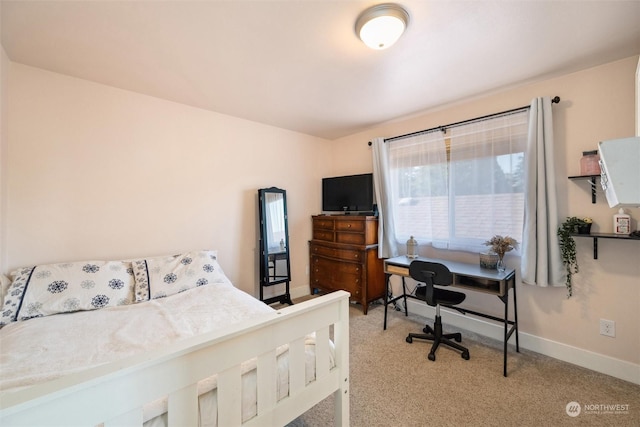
[416, 285, 466, 306]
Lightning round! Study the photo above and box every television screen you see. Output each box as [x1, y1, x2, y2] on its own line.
[322, 173, 374, 213]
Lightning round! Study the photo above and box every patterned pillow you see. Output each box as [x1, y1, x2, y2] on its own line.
[132, 250, 229, 302]
[0, 260, 135, 327]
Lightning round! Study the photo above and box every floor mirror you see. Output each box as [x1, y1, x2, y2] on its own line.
[258, 187, 292, 305]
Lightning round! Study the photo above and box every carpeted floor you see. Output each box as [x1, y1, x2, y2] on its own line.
[287, 300, 639, 427]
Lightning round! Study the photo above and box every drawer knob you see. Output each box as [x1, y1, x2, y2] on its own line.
[347, 224, 352, 228]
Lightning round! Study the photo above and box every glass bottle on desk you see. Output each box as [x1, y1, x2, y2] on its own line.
[406, 236, 418, 259]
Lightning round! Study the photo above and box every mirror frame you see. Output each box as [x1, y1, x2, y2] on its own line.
[258, 187, 292, 305]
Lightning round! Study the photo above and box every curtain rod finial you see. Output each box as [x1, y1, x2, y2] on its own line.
[368, 141, 372, 146]
[552, 96, 560, 104]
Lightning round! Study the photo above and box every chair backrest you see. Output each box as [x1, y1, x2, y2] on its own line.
[409, 261, 453, 287]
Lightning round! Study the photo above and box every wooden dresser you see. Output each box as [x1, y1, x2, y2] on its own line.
[309, 215, 385, 314]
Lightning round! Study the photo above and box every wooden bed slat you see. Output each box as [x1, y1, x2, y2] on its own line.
[256, 349, 277, 415]
[217, 365, 242, 426]
[105, 408, 143, 427]
[288, 337, 306, 395]
[168, 383, 198, 427]
[315, 326, 331, 379]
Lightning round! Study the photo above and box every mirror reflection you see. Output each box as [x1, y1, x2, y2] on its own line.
[258, 187, 292, 305]
[264, 192, 286, 256]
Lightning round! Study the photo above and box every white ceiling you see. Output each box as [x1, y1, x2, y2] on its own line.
[2, 1, 639, 140]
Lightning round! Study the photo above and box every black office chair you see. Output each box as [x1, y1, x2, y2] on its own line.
[405, 261, 470, 361]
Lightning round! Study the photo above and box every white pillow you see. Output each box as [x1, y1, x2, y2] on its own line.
[132, 250, 229, 302]
[0, 260, 135, 326]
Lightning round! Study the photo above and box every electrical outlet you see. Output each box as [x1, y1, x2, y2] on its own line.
[600, 319, 615, 337]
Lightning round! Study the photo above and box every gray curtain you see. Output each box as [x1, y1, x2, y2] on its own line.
[521, 97, 565, 287]
[372, 137, 398, 258]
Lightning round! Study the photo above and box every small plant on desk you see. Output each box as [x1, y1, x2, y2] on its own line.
[483, 235, 517, 272]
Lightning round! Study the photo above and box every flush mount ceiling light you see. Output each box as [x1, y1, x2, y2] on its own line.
[355, 3, 410, 50]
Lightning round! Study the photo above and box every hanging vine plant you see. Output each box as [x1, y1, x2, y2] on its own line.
[557, 216, 590, 297]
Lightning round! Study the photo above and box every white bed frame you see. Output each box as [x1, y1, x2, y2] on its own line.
[0, 290, 350, 427]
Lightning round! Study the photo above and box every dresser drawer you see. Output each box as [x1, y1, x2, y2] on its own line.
[310, 256, 362, 296]
[312, 256, 361, 273]
[335, 219, 365, 232]
[311, 244, 363, 262]
[312, 229, 334, 242]
[332, 271, 362, 296]
[313, 217, 335, 230]
[310, 256, 331, 281]
[336, 232, 366, 245]
[310, 275, 361, 297]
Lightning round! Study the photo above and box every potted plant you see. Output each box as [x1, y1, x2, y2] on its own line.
[483, 235, 518, 272]
[576, 217, 592, 234]
[557, 216, 591, 297]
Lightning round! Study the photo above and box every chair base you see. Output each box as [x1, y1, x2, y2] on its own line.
[406, 315, 470, 361]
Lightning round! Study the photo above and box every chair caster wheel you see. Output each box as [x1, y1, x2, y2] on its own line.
[455, 335, 462, 343]
[406, 336, 413, 343]
[423, 327, 429, 334]
[428, 353, 436, 361]
[462, 351, 470, 360]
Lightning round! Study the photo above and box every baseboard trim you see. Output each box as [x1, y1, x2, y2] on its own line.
[405, 299, 640, 385]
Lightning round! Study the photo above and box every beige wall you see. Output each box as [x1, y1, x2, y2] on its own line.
[4, 63, 332, 298]
[1, 45, 8, 270]
[330, 56, 640, 367]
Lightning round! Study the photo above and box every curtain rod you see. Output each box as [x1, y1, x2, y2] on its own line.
[367, 96, 560, 146]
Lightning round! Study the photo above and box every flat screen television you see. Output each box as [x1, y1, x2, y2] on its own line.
[322, 173, 374, 214]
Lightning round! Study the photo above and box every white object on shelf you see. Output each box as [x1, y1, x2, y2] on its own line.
[580, 150, 601, 175]
[598, 137, 640, 207]
[613, 208, 631, 234]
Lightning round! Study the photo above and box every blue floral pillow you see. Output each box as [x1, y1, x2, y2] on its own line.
[0, 260, 135, 326]
[132, 250, 229, 302]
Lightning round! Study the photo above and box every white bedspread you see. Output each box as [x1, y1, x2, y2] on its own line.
[0, 282, 320, 425]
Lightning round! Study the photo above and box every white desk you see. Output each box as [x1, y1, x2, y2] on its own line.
[383, 256, 519, 377]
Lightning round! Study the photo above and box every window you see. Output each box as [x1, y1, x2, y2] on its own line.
[388, 110, 529, 254]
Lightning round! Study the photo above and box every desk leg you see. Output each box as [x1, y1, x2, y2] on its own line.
[513, 277, 520, 352]
[384, 273, 391, 330]
[500, 274, 519, 377]
[402, 277, 408, 316]
[503, 290, 509, 377]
